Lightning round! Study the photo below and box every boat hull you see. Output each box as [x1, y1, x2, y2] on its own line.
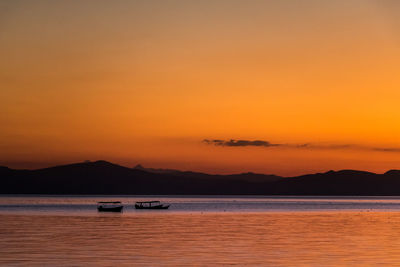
[135, 204, 170, 210]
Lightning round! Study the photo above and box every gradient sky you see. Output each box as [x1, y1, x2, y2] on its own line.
[1, 0, 400, 175]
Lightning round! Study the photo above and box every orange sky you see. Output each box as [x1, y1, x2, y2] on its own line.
[1, 0, 400, 175]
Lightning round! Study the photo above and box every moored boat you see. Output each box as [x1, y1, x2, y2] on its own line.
[135, 201, 170, 209]
[97, 201, 124, 212]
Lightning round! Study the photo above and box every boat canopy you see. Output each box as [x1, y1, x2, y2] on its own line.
[136, 201, 161, 204]
[97, 201, 122, 204]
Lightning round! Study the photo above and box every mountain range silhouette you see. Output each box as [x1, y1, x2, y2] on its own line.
[1, 160, 400, 195]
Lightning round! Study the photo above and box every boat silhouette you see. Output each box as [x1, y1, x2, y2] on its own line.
[97, 201, 123, 212]
[135, 201, 170, 209]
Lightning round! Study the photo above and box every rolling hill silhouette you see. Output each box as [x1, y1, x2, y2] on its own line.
[1, 160, 400, 195]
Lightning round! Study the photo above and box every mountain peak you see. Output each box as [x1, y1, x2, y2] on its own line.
[134, 164, 145, 170]
[385, 170, 400, 175]
[323, 169, 375, 176]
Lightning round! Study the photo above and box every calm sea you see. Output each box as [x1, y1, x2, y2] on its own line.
[2, 196, 400, 266]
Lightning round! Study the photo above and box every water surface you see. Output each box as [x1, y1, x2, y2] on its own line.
[1, 196, 400, 266]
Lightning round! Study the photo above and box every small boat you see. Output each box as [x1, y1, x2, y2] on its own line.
[135, 201, 170, 210]
[97, 201, 124, 212]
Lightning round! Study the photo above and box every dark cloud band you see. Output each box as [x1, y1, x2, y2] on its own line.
[203, 139, 281, 147]
[203, 139, 400, 152]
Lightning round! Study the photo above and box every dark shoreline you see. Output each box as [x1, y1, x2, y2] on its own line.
[1, 160, 400, 195]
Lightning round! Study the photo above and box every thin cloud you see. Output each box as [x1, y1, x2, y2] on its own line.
[203, 139, 400, 152]
[294, 144, 354, 150]
[373, 147, 400, 152]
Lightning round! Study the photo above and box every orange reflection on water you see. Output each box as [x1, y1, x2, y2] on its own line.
[1, 212, 400, 265]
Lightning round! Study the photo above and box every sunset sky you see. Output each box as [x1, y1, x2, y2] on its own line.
[1, 0, 400, 175]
